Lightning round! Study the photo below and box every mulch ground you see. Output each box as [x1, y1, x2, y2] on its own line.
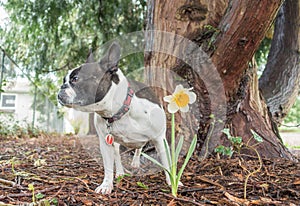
[0, 134, 299, 206]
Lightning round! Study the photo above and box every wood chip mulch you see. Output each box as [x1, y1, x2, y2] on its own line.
[0, 134, 299, 206]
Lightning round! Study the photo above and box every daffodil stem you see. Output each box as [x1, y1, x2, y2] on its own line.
[171, 113, 177, 196]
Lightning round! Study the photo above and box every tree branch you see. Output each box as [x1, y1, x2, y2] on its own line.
[40, 63, 70, 73]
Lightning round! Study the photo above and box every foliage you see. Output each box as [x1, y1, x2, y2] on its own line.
[136, 181, 149, 190]
[0, 0, 146, 106]
[115, 173, 131, 184]
[0, 112, 41, 138]
[215, 128, 263, 158]
[215, 128, 242, 158]
[0, 79, 7, 93]
[214, 145, 234, 157]
[28, 183, 36, 203]
[142, 114, 197, 197]
[283, 97, 300, 126]
[255, 37, 272, 70]
[28, 184, 50, 205]
[166, 114, 197, 197]
[215, 128, 264, 199]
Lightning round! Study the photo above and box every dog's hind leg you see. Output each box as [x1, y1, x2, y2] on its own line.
[152, 136, 171, 185]
[131, 148, 142, 168]
[114, 143, 125, 177]
[95, 136, 115, 194]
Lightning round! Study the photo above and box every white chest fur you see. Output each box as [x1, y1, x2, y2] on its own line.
[95, 95, 166, 149]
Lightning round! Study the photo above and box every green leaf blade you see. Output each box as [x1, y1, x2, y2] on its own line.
[177, 135, 197, 183]
[251, 129, 264, 143]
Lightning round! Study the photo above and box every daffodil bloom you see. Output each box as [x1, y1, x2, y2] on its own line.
[163, 84, 196, 113]
[143, 84, 197, 197]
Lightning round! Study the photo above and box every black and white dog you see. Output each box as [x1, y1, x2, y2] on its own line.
[58, 42, 171, 194]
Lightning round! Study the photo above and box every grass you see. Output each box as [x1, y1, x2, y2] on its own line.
[284, 143, 300, 149]
[279, 127, 300, 133]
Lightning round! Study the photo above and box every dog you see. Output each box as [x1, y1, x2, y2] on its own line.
[57, 42, 171, 194]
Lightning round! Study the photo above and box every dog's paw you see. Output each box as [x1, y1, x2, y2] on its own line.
[95, 182, 113, 194]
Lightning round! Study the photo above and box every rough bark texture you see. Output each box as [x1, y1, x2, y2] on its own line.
[145, 0, 295, 159]
[259, 0, 300, 124]
[145, 0, 228, 92]
[208, 0, 294, 159]
[145, 0, 229, 151]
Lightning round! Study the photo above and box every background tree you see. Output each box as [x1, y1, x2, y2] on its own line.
[145, 0, 299, 159]
[259, 0, 300, 125]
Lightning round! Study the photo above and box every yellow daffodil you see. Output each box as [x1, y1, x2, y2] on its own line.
[163, 84, 196, 113]
[144, 84, 198, 197]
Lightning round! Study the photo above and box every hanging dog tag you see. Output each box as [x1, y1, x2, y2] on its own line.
[105, 134, 114, 145]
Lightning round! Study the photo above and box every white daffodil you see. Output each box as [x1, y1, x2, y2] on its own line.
[163, 84, 197, 113]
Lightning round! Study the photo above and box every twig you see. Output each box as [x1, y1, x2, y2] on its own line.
[180, 186, 218, 193]
[243, 145, 263, 199]
[0, 201, 14, 206]
[0, 186, 61, 200]
[202, 121, 215, 160]
[50, 182, 66, 198]
[197, 176, 225, 190]
[0, 178, 25, 190]
[216, 153, 223, 176]
[159, 192, 205, 206]
[74, 177, 94, 192]
[116, 186, 136, 195]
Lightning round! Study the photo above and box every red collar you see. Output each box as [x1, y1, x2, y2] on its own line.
[103, 83, 134, 124]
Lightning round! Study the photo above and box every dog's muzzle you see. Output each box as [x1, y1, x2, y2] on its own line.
[57, 91, 67, 106]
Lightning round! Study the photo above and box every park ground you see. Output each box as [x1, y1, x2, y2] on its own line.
[0, 133, 299, 205]
[281, 131, 300, 157]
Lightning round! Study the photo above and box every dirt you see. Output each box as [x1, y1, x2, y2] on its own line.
[0, 134, 299, 206]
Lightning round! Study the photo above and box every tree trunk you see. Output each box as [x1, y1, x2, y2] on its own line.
[259, 0, 300, 124]
[88, 113, 97, 135]
[144, 0, 229, 151]
[145, 0, 295, 159]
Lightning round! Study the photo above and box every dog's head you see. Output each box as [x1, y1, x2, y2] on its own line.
[57, 42, 121, 108]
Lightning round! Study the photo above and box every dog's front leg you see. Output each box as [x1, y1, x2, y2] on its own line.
[95, 136, 115, 194]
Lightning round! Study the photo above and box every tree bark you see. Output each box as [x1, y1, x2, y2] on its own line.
[145, 0, 295, 159]
[259, 0, 300, 124]
[145, 0, 229, 151]
[88, 113, 97, 135]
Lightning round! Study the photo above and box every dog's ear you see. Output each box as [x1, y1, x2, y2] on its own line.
[86, 49, 95, 63]
[99, 42, 121, 70]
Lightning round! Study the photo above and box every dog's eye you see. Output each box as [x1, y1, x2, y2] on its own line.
[70, 76, 79, 83]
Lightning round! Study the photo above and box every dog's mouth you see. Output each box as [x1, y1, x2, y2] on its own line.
[57, 92, 81, 108]
[58, 98, 72, 108]
[58, 99, 82, 108]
